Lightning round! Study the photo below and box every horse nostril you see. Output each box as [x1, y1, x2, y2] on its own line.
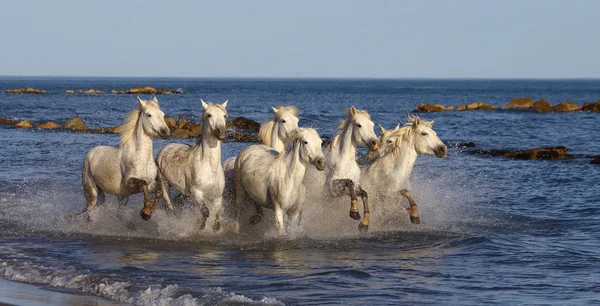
[371, 140, 377, 146]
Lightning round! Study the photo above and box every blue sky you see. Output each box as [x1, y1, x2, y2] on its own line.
[1, 0, 599, 78]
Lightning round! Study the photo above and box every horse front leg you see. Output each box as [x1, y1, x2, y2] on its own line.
[191, 190, 209, 230]
[125, 178, 152, 221]
[357, 186, 371, 232]
[273, 201, 286, 236]
[344, 179, 360, 220]
[211, 197, 223, 232]
[400, 189, 420, 224]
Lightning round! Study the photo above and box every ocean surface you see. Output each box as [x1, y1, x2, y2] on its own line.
[0, 77, 599, 305]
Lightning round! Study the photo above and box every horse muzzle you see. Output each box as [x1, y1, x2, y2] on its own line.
[215, 128, 227, 141]
[434, 145, 448, 158]
[159, 128, 171, 139]
[313, 157, 326, 171]
[367, 139, 379, 152]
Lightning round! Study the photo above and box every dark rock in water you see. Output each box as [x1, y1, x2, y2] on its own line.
[78, 88, 104, 94]
[14, 120, 33, 129]
[469, 146, 572, 160]
[111, 86, 183, 95]
[37, 121, 60, 129]
[91, 126, 120, 134]
[61, 115, 90, 132]
[228, 117, 260, 132]
[455, 142, 476, 148]
[5, 88, 47, 94]
[503, 97, 533, 109]
[532, 99, 552, 113]
[228, 132, 258, 142]
[591, 156, 600, 164]
[164, 116, 177, 131]
[551, 102, 580, 113]
[177, 116, 201, 136]
[0, 118, 19, 125]
[582, 100, 600, 113]
[468, 149, 511, 157]
[413, 104, 447, 113]
[174, 88, 184, 94]
[467, 102, 496, 110]
[171, 128, 197, 139]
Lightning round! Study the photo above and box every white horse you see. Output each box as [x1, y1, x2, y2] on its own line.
[360, 116, 447, 228]
[222, 105, 300, 172]
[306, 106, 379, 226]
[156, 100, 228, 231]
[79, 97, 171, 220]
[234, 128, 326, 235]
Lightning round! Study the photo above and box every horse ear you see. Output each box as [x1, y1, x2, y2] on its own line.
[137, 96, 146, 108]
[271, 106, 278, 113]
[350, 106, 357, 116]
[378, 124, 385, 134]
[412, 117, 421, 128]
[395, 123, 401, 130]
[152, 97, 158, 102]
[427, 120, 434, 127]
[201, 99, 208, 110]
[222, 100, 228, 108]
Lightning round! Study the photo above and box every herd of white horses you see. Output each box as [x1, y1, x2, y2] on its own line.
[75, 96, 448, 235]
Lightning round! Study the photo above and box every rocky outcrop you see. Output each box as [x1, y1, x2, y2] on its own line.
[164, 116, 177, 131]
[503, 97, 533, 109]
[5, 88, 47, 94]
[466, 102, 496, 110]
[14, 120, 33, 128]
[61, 115, 90, 132]
[456, 105, 467, 111]
[37, 121, 60, 129]
[227, 117, 260, 132]
[228, 132, 258, 142]
[532, 99, 552, 113]
[582, 100, 600, 113]
[111, 86, 183, 95]
[551, 102, 580, 113]
[66, 90, 75, 94]
[0, 118, 19, 125]
[592, 156, 600, 164]
[90, 126, 120, 134]
[414, 104, 446, 113]
[78, 88, 104, 94]
[469, 146, 572, 160]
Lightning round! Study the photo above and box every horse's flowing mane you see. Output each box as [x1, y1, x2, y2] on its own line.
[118, 100, 160, 146]
[388, 115, 434, 156]
[258, 105, 300, 146]
[329, 107, 371, 150]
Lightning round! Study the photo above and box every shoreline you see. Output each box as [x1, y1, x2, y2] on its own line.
[0, 277, 116, 306]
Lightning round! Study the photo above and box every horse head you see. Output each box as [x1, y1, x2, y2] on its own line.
[201, 99, 228, 141]
[347, 106, 379, 151]
[272, 105, 300, 143]
[289, 128, 326, 171]
[406, 116, 447, 158]
[137, 96, 170, 139]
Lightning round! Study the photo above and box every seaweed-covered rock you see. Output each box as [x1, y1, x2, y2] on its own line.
[0, 118, 19, 125]
[61, 115, 90, 132]
[228, 117, 260, 132]
[164, 116, 177, 131]
[469, 146, 572, 160]
[582, 100, 600, 113]
[413, 104, 446, 113]
[228, 132, 258, 142]
[532, 99, 552, 113]
[91, 126, 120, 134]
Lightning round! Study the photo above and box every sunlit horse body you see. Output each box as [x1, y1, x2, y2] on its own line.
[306, 106, 379, 230]
[79, 97, 170, 220]
[156, 100, 228, 231]
[360, 116, 447, 225]
[234, 128, 326, 235]
[223, 105, 300, 172]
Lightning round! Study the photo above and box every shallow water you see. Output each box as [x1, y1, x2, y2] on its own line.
[1, 78, 599, 305]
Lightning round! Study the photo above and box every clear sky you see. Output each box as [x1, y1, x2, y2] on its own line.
[1, 0, 599, 78]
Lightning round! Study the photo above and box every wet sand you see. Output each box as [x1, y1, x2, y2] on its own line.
[0, 278, 116, 306]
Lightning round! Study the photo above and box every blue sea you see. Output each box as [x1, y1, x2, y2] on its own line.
[1, 77, 599, 305]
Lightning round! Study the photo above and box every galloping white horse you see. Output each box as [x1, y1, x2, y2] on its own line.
[79, 97, 171, 220]
[223, 105, 300, 172]
[234, 128, 326, 235]
[156, 100, 228, 231]
[360, 116, 447, 226]
[307, 106, 379, 229]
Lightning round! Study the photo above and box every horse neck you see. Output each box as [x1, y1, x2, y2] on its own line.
[275, 142, 307, 182]
[331, 124, 358, 163]
[383, 137, 418, 188]
[122, 119, 154, 161]
[270, 123, 285, 153]
[195, 123, 221, 166]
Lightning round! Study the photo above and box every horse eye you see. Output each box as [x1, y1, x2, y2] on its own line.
[224, 115, 227, 118]
[207, 114, 212, 118]
[282, 119, 286, 123]
[421, 132, 428, 136]
[387, 140, 392, 143]
[357, 124, 362, 128]
[146, 113, 152, 118]
[303, 141, 308, 144]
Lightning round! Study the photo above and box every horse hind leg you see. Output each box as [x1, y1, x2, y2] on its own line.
[249, 200, 264, 225]
[158, 172, 175, 211]
[400, 189, 421, 224]
[357, 187, 371, 232]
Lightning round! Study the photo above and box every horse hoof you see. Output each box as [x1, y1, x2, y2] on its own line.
[249, 215, 262, 225]
[140, 211, 152, 221]
[213, 222, 221, 232]
[410, 216, 421, 224]
[358, 223, 369, 232]
[349, 211, 361, 220]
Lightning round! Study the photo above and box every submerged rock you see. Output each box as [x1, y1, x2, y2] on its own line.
[413, 104, 446, 113]
[37, 121, 60, 129]
[592, 156, 600, 164]
[14, 120, 33, 128]
[90, 126, 120, 134]
[551, 102, 580, 113]
[0, 118, 19, 125]
[61, 115, 90, 132]
[469, 146, 572, 160]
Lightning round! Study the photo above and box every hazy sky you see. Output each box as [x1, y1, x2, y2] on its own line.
[1, 0, 599, 78]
